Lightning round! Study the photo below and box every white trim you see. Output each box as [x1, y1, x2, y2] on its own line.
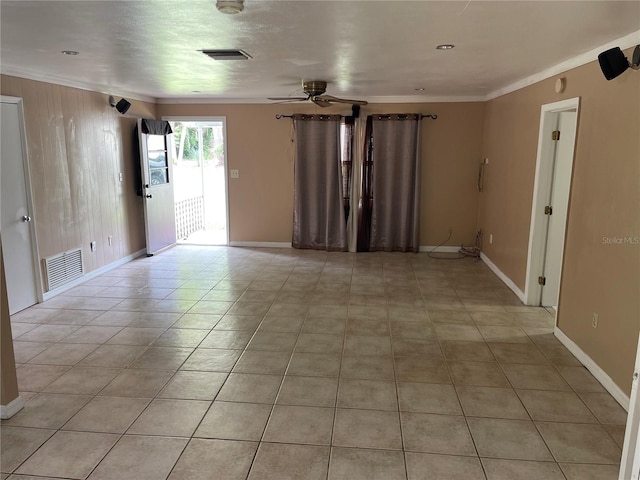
[162, 116, 231, 246]
[485, 30, 640, 101]
[620, 333, 640, 480]
[480, 252, 526, 303]
[419, 246, 461, 253]
[155, 95, 486, 105]
[229, 241, 292, 248]
[41, 248, 146, 301]
[0, 396, 24, 419]
[162, 116, 227, 122]
[554, 326, 630, 411]
[0, 65, 156, 103]
[524, 97, 580, 306]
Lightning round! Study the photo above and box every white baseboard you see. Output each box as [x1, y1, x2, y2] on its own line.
[231, 243, 461, 252]
[480, 252, 526, 303]
[554, 326, 630, 411]
[42, 248, 146, 301]
[0, 396, 24, 419]
[419, 246, 462, 253]
[229, 241, 292, 248]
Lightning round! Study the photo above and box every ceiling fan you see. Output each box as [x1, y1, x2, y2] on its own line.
[269, 80, 368, 108]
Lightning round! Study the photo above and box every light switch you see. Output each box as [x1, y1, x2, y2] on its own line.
[230, 169, 240, 179]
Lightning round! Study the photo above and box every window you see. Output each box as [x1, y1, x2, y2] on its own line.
[147, 134, 169, 185]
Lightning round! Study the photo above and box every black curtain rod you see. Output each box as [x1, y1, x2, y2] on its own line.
[275, 114, 344, 119]
[275, 113, 438, 120]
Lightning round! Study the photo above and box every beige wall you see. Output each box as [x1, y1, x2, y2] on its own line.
[158, 102, 485, 246]
[1, 75, 154, 286]
[478, 54, 640, 394]
[1, 56, 637, 399]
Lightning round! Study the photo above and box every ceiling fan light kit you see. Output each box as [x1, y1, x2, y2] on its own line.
[268, 80, 368, 108]
[216, 0, 244, 14]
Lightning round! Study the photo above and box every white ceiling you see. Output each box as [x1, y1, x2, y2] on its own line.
[1, 1, 639, 102]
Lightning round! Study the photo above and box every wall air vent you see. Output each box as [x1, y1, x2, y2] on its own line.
[201, 49, 252, 61]
[43, 247, 84, 291]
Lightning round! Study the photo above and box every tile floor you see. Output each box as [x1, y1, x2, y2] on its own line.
[1, 246, 626, 479]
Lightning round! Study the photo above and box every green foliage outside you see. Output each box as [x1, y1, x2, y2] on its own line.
[172, 123, 224, 165]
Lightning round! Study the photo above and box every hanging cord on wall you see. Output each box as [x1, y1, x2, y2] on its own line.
[428, 228, 483, 260]
[459, 230, 482, 259]
[428, 228, 466, 259]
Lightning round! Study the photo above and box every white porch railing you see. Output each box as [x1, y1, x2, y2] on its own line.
[175, 196, 204, 240]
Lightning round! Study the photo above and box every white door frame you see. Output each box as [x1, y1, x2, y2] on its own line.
[0, 95, 44, 303]
[620, 333, 640, 479]
[523, 97, 580, 306]
[162, 116, 230, 246]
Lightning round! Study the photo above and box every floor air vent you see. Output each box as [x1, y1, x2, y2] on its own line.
[43, 247, 84, 291]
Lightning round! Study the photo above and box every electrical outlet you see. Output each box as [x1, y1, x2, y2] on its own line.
[230, 169, 239, 179]
[592, 312, 599, 328]
[108, 236, 112, 246]
[489, 234, 493, 244]
[91, 241, 97, 252]
[118, 172, 123, 182]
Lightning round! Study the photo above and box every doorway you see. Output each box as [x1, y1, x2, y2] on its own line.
[167, 119, 228, 245]
[1, 97, 41, 314]
[524, 97, 580, 307]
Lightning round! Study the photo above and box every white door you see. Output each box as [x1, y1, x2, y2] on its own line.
[1, 100, 39, 314]
[541, 111, 577, 307]
[620, 333, 640, 480]
[525, 98, 580, 307]
[138, 120, 176, 255]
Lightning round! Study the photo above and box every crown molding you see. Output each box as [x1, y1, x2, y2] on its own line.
[0, 65, 156, 103]
[155, 94, 486, 105]
[484, 29, 640, 101]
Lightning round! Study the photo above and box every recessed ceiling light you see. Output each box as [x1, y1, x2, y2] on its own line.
[216, 0, 244, 14]
[414, 88, 425, 91]
[436, 44, 455, 50]
[61, 50, 79, 55]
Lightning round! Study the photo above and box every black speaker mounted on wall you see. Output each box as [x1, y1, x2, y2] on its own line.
[108, 95, 132, 115]
[598, 45, 640, 81]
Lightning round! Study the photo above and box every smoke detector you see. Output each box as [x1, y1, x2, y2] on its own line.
[217, 0, 244, 14]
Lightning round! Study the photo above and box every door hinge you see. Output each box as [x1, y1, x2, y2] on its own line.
[538, 276, 546, 286]
[544, 205, 553, 215]
[551, 130, 561, 141]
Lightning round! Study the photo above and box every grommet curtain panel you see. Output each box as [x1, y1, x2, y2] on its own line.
[292, 114, 348, 251]
[368, 114, 422, 252]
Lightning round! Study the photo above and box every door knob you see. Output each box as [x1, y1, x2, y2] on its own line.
[21, 215, 32, 223]
[145, 194, 153, 199]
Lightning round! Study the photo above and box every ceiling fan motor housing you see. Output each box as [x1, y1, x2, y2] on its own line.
[303, 80, 327, 96]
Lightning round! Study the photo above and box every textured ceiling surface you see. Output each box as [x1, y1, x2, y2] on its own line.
[1, 1, 639, 101]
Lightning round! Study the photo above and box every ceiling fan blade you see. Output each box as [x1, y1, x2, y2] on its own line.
[317, 94, 368, 106]
[311, 97, 332, 108]
[268, 97, 308, 101]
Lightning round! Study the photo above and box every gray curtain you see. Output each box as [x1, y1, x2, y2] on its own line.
[292, 114, 347, 251]
[369, 114, 422, 252]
